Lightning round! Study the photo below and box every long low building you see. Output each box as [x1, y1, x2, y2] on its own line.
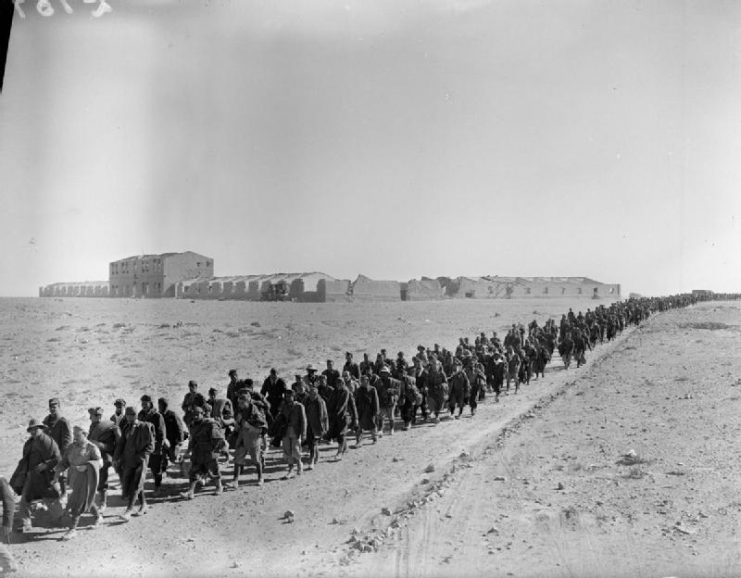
[39, 251, 620, 302]
[39, 281, 110, 298]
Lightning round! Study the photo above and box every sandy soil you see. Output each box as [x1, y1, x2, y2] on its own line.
[3, 297, 739, 578]
[345, 301, 741, 578]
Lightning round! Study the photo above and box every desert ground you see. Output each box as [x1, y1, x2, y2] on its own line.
[1, 297, 739, 578]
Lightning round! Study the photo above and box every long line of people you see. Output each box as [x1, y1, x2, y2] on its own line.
[1, 292, 726, 558]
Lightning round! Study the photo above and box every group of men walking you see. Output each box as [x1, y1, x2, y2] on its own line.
[0, 292, 714, 571]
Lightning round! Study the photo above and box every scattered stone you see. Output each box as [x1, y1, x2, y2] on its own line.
[381, 507, 393, 516]
[283, 510, 295, 521]
[556, 482, 565, 491]
[421, 478, 430, 484]
[486, 526, 499, 535]
[425, 464, 435, 473]
[493, 476, 507, 482]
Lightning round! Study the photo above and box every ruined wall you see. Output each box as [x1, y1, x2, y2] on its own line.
[405, 278, 444, 301]
[349, 275, 401, 301]
[322, 279, 352, 302]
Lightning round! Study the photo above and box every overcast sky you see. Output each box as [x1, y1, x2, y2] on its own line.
[1, 0, 740, 297]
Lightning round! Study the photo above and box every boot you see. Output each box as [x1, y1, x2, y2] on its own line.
[98, 490, 108, 514]
[214, 479, 223, 495]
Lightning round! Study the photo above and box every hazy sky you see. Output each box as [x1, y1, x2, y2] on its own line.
[1, 0, 740, 297]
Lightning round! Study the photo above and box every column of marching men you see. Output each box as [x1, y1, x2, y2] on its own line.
[0, 292, 724, 565]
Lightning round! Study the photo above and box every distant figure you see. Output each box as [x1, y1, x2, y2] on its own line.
[342, 352, 361, 381]
[226, 369, 240, 409]
[110, 398, 126, 428]
[322, 359, 341, 388]
[181, 381, 206, 428]
[261, 368, 288, 417]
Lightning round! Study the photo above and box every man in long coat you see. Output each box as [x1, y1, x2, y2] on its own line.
[138, 395, 167, 493]
[113, 407, 154, 521]
[54, 426, 103, 540]
[425, 360, 448, 423]
[280, 390, 306, 479]
[448, 359, 470, 419]
[327, 377, 357, 459]
[354, 376, 379, 446]
[88, 406, 121, 513]
[13, 419, 63, 532]
[304, 385, 328, 470]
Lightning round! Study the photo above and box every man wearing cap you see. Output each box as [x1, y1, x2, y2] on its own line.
[425, 359, 448, 423]
[279, 389, 306, 479]
[448, 359, 470, 419]
[111, 399, 126, 428]
[415, 345, 429, 366]
[488, 351, 505, 402]
[113, 407, 154, 521]
[327, 374, 357, 460]
[261, 368, 288, 418]
[400, 365, 422, 431]
[354, 375, 379, 446]
[376, 366, 400, 436]
[464, 359, 486, 416]
[412, 358, 429, 424]
[226, 369, 241, 410]
[303, 384, 328, 471]
[54, 426, 103, 540]
[138, 395, 167, 493]
[0, 475, 18, 572]
[394, 352, 409, 380]
[88, 406, 121, 513]
[181, 381, 207, 428]
[180, 406, 227, 499]
[342, 352, 360, 381]
[13, 419, 63, 532]
[43, 398, 72, 495]
[303, 364, 319, 387]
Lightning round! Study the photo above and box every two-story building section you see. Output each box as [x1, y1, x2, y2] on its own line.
[109, 251, 214, 297]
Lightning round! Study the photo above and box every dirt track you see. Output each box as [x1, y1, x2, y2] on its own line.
[345, 302, 741, 578]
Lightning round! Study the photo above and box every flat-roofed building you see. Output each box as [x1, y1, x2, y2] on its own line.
[109, 251, 213, 298]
